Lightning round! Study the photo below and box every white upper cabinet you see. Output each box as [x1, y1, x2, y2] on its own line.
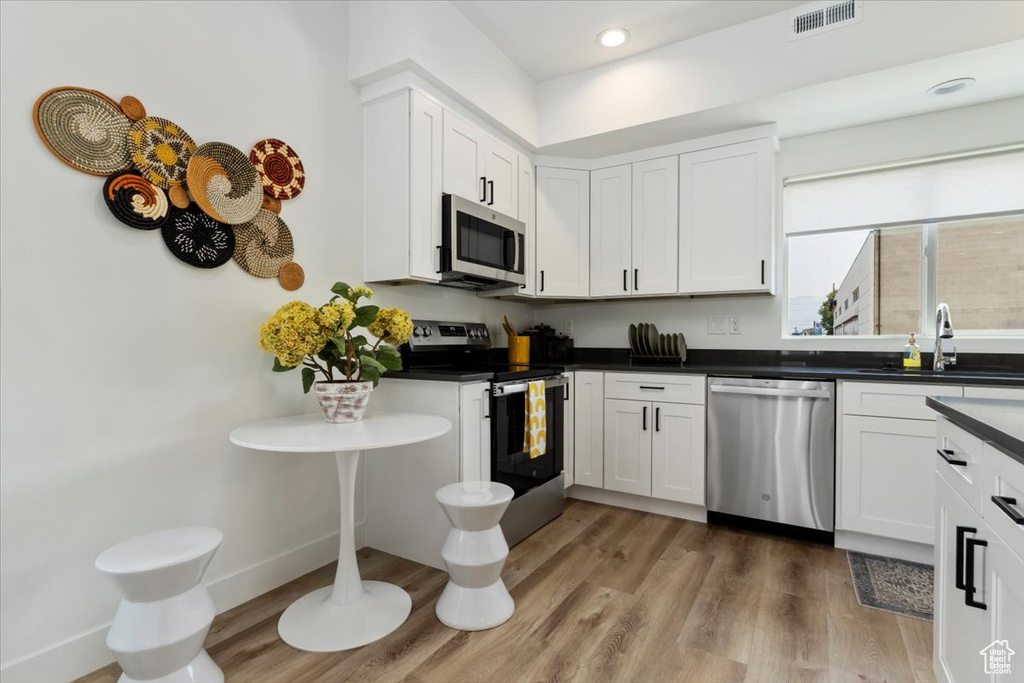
[442, 110, 517, 219]
[365, 89, 443, 283]
[589, 164, 632, 297]
[536, 167, 590, 297]
[678, 138, 775, 294]
[632, 157, 679, 296]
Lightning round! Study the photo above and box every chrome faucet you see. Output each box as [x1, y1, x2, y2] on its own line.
[933, 303, 956, 371]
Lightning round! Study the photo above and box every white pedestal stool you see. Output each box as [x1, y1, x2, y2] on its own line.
[434, 481, 515, 631]
[95, 527, 224, 683]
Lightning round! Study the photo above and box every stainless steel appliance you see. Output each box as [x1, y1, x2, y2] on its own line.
[707, 377, 836, 538]
[440, 194, 526, 291]
[401, 319, 565, 547]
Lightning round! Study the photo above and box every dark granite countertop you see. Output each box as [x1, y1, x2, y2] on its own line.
[927, 396, 1024, 464]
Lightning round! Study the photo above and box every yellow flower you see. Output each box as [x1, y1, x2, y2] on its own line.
[368, 307, 413, 346]
[259, 301, 331, 367]
[349, 286, 373, 300]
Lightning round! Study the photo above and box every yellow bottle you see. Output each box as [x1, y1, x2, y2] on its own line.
[903, 333, 921, 369]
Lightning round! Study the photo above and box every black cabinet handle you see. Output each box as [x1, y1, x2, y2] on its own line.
[761, 259, 765, 285]
[992, 496, 1024, 525]
[436, 245, 442, 274]
[938, 448, 967, 467]
[955, 525, 975, 590]
[480, 176, 487, 202]
[964, 537, 988, 610]
[655, 407, 661, 432]
[540, 270, 545, 292]
[623, 269, 627, 292]
[639, 385, 665, 391]
[564, 384, 569, 402]
[642, 406, 647, 431]
[634, 268, 639, 291]
[487, 180, 494, 206]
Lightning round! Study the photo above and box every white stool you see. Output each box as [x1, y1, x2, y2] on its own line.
[95, 528, 224, 683]
[434, 481, 515, 631]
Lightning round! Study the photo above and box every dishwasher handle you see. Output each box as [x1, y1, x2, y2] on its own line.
[709, 385, 832, 399]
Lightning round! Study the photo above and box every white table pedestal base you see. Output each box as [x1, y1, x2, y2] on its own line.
[278, 581, 411, 652]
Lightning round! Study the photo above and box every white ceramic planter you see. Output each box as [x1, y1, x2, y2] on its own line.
[314, 381, 373, 423]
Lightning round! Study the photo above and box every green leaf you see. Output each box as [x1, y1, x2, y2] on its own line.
[359, 354, 387, 373]
[330, 282, 352, 298]
[330, 336, 349, 356]
[353, 305, 379, 327]
[358, 364, 381, 387]
[349, 335, 368, 348]
[376, 347, 403, 371]
[272, 358, 298, 372]
[301, 367, 316, 394]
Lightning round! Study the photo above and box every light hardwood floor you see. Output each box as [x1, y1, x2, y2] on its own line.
[78, 500, 936, 683]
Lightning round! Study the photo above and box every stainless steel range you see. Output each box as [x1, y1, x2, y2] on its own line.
[403, 319, 566, 547]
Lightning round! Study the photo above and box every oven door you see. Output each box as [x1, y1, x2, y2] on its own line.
[442, 194, 526, 287]
[490, 375, 566, 498]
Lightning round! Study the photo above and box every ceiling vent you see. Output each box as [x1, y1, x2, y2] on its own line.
[789, 0, 862, 41]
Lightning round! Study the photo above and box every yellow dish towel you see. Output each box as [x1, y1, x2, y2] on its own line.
[524, 380, 547, 459]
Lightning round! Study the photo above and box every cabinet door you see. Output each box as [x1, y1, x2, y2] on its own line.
[536, 167, 590, 297]
[965, 385, 1024, 401]
[840, 415, 936, 543]
[632, 156, 678, 295]
[987, 535, 1024, 683]
[574, 372, 604, 487]
[678, 138, 774, 294]
[484, 137, 518, 218]
[409, 92, 444, 281]
[651, 402, 705, 505]
[590, 164, 633, 297]
[459, 382, 491, 483]
[517, 159, 536, 296]
[604, 399, 652, 496]
[563, 373, 575, 488]
[934, 476, 989, 683]
[443, 110, 487, 204]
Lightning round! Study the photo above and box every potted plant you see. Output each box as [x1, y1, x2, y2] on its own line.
[258, 282, 413, 423]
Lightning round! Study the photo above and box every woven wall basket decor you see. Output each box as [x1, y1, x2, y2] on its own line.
[128, 117, 196, 189]
[233, 209, 295, 278]
[186, 142, 263, 225]
[103, 170, 170, 230]
[278, 261, 305, 291]
[250, 138, 305, 200]
[161, 205, 235, 269]
[33, 87, 132, 175]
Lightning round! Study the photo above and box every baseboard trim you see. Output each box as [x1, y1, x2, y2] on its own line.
[567, 485, 707, 523]
[835, 529, 933, 564]
[0, 525, 361, 683]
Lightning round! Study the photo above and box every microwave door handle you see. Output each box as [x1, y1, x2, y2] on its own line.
[504, 231, 517, 272]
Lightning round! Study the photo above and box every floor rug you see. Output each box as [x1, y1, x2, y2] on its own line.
[848, 551, 933, 621]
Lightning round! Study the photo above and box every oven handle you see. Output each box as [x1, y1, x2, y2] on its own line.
[492, 375, 569, 396]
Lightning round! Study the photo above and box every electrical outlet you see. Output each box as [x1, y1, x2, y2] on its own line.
[729, 317, 742, 335]
[564, 319, 574, 335]
[707, 316, 727, 335]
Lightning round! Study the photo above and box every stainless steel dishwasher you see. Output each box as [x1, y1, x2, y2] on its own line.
[706, 377, 836, 537]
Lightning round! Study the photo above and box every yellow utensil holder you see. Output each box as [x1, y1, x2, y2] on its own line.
[508, 336, 530, 365]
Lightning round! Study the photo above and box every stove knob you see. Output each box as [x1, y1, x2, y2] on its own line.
[424, 327, 434, 337]
[412, 326, 423, 338]
[482, 327, 489, 337]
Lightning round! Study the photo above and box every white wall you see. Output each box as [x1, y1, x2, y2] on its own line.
[534, 98, 1024, 354]
[536, 1, 1024, 148]
[0, 2, 530, 681]
[348, 0, 538, 147]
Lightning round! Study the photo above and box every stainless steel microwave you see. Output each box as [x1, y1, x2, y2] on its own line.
[440, 194, 526, 291]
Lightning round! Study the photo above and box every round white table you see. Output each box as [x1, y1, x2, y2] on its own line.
[229, 412, 451, 652]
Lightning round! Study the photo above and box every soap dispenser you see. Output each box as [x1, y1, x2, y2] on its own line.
[903, 332, 921, 369]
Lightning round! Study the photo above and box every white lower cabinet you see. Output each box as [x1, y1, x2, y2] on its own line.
[604, 399, 653, 496]
[563, 373, 575, 488]
[459, 382, 491, 482]
[840, 414, 937, 543]
[573, 372, 604, 487]
[651, 402, 706, 505]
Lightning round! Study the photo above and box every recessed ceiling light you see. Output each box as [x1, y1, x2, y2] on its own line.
[926, 77, 976, 96]
[598, 28, 629, 48]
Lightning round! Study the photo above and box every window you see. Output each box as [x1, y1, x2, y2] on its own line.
[784, 147, 1024, 337]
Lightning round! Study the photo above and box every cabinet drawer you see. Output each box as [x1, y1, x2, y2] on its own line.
[964, 385, 1024, 401]
[936, 416, 985, 514]
[604, 373, 706, 405]
[842, 381, 962, 421]
[984, 442, 1024, 560]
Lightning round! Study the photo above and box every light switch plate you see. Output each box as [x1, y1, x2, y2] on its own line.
[729, 317, 742, 334]
[708, 316, 727, 335]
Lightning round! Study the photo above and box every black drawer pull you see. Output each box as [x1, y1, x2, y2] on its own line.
[655, 407, 661, 432]
[964, 537, 988, 610]
[955, 525, 975, 590]
[639, 385, 665, 390]
[992, 496, 1024, 525]
[938, 448, 967, 467]
[642, 406, 647, 431]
